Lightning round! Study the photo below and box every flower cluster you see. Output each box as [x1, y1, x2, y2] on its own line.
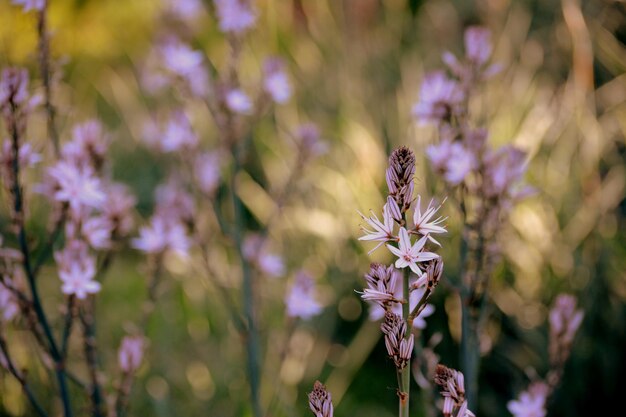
[285, 270, 323, 320]
[507, 294, 583, 417]
[39, 120, 137, 299]
[414, 27, 531, 214]
[359, 147, 445, 332]
[548, 294, 584, 369]
[434, 364, 475, 417]
[118, 335, 145, 373]
[357, 146, 446, 413]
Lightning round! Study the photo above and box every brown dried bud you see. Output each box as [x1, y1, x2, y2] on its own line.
[386, 146, 415, 214]
[308, 380, 334, 417]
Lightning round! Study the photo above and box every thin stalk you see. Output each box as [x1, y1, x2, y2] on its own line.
[9, 102, 72, 417]
[37, 0, 60, 156]
[80, 301, 106, 417]
[400, 267, 411, 417]
[230, 145, 262, 417]
[0, 335, 49, 417]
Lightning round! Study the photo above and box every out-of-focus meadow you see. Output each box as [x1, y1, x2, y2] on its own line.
[1, 0, 625, 416]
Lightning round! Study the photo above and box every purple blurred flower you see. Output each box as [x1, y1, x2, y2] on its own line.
[225, 89, 253, 114]
[118, 335, 145, 373]
[194, 152, 221, 195]
[285, 270, 322, 320]
[132, 216, 190, 257]
[214, 0, 256, 34]
[412, 71, 464, 125]
[0, 280, 19, 322]
[55, 240, 100, 299]
[426, 140, 476, 186]
[11, 0, 44, 12]
[263, 58, 291, 104]
[464, 27, 492, 67]
[507, 382, 548, 417]
[163, 0, 203, 20]
[46, 161, 106, 215]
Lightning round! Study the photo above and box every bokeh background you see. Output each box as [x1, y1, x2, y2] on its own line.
[1, 0, 625, 416]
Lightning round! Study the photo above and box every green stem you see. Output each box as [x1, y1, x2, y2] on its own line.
[231, 144, 261, 417]
[400, 267, 411, 417]
[37, 0, 60, 157]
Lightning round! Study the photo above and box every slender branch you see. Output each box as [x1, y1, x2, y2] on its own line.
[37, 0, 60, 156]
[230, 146, 262, 417]
[0, 334, 49, 417]
[8, 100, 72, 417]
[199, 246, 247, 333]
[32, 209, 66, 277]
[60, 295, 75, 359]
[399, 267, 411, 417]
[80, 301, 106, 417]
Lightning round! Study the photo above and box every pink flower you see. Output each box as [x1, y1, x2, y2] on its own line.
[358, 199, 398, 254]
[11, 0, 44, 12]
[368, 276, 435, 329]
[242, 234, 285, 278]
[225, 89, 253, 114]
[484, 146, 527, 198]
[163, 0, 204, 20]
[62, 120, 109, 169]
[412, 195, 446, 245]
[507, 383, 547, 417]
[82, 216, 113, 250]
[0, 67, 29, 109]
[100, 183, 136, 237]
[426, 141, 476, 186]
[55, 241, 100, 299]
[0, 280, 19, 322]
[132, 216, 190, 257]
[161, 112, 199, 152]
[194, 152, 221, 195]
[465, 27, 492, 67]
[0, 140, 41, 184]
[155, 39, 209, 96]
[155, 179, 195, 225]
[47, 162, 106, 214]
[386, 227, 439, 275]
[258, 253, 285, 278]
[263, 58, 291, 104]
[118, 335, 144, 373]
[285, 271, 322, 320]
[214, 0, 256, 34]
[412, 71, 464, 125]
[296, 123, 328, 157]
[160, 39, 204, 78]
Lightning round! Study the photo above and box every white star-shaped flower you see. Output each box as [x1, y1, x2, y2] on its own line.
[387, 227, 439, 275]
[413, 195, 447, 245]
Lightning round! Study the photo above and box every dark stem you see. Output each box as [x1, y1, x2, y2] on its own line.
[9, 101, 72, 417]
[0, 334, 49, 417]
[60, 295, 75, 359]
[80, 301, 106, 417]
[37, 0, 60, 156]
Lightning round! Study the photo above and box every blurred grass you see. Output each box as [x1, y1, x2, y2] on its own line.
[1, 0, 625, 416]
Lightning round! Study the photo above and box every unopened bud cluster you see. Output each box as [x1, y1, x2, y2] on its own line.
[434, 364, 474, 417]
